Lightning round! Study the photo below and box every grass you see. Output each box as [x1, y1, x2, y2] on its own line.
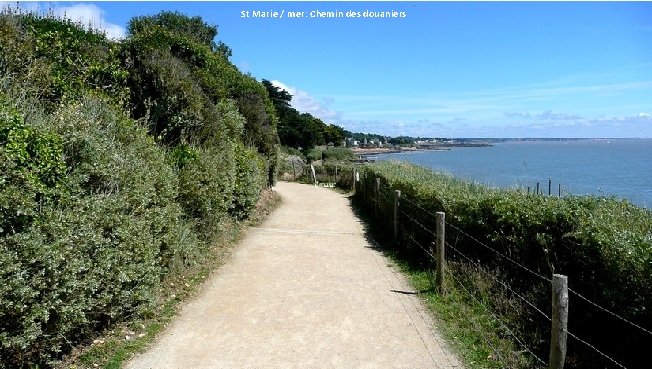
[397, 263, 540, 369]
[57, 188, 281, 369]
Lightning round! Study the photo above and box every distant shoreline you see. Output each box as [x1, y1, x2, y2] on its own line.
[351, 143, 492, 157]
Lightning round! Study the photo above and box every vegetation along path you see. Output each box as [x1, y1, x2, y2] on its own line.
[125, 182, 462, 369]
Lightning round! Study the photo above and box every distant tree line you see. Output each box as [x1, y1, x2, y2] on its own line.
[263, 80, 344, 150]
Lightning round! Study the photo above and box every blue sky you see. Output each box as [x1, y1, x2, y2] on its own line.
[5, 1, 652, 138]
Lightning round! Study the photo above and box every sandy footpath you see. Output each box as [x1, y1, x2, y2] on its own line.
[124, 182, 462, 369]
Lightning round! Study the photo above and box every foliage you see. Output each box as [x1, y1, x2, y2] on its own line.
[343, 130, 388, 143]
[0, 11, 129, 108]
[231, 144, 267, 220]
[306, 146, 355, 162]
[175, 143, 235, 239]
[128, 11, 219, 51]
[263, 79, 344, 150]
[354, 161, 652, 369]
[0, 95, 196, 368]
[123, 17, 278, 185]
[1, 9, 275, 367]
[387, 135, 416, 145]
[0, 97, 65, 236]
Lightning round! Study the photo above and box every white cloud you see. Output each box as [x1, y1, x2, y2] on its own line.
[271, 80, 342, 121]
[53, 3, 125, 39]
[332, 79, 652, 122]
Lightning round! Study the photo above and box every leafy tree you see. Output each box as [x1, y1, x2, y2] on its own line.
[127, 11, 219, 51]
[323, 124, 345, 145]
[123, 13, 278, 163]
[263, 79, 344, 149]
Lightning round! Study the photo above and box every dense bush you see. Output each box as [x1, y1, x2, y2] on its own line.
[0, 97, 65, 237]
[0, 95, 197, 367]
[355, 161, 651, 369]
[0, 12, 129, 108]
[306, 146, 355, 162]
[176, 144, 236, 236]
[1, 9, 275, 367]
[231, 144, 267, 220]
[123, 17, 278, 181]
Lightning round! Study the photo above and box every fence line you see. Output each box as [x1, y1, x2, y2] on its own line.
[444, 221, 552, 283]
[565, 330, 627, 369]
[401, 227, 437, 260]
[399, 195, 438, 219]
[363, 172, 646, 334]
[355, 171, 648, 369]
[446, 241, 551, 322]
[567, 287, 652, 337]
[399, 209, 437, 238]
[445, 269, 508, 365]
[446, 267, 547, 367]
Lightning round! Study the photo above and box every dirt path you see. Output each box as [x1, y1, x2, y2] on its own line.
[125, 182, 462, 369]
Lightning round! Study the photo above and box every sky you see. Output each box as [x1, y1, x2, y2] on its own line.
[3, 1, 652, 138]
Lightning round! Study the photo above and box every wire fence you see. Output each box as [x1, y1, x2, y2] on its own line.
[350, 168, 650, 369]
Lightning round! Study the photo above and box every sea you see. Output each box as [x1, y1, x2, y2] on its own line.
[374, 139, 652, 209]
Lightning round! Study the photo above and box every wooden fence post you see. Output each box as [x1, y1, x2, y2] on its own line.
[549, 274, 569, 369]
[394, 190, 401, 246]
[435, 212, 446, 293]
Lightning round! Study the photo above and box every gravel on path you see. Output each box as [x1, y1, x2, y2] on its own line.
[125, 181, 462, 369]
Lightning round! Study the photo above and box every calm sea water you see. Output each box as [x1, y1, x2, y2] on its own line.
[376, 139, 652, 209]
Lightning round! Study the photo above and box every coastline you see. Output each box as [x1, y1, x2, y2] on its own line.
[351, 142, 492, 157]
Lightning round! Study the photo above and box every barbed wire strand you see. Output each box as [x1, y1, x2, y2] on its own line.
[444, 221, 552, 283]
[400, 204, 652, 337]
[566, 287, 652, 337]
[400, 209, 437, 238]
[446, 241, 551, 322]
[405, 228, 546, 365]
[566, 329, 628, 369]
[446, 268, 547, 367]
[376, 185, 649, 364]
[444, 268, 507, 365]
[399, 195, 438, 219]
[404, 223, 545, 366]
[404, 232, 437, 261]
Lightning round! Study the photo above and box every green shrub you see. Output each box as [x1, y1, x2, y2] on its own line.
[1, 10, 279, 367]
[176, 143, 236, 239]
[0, 95, 196, 367]
[0, 96, 65, 236]
[0, 12, 128, 108]
[230, 144, 266, 220]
